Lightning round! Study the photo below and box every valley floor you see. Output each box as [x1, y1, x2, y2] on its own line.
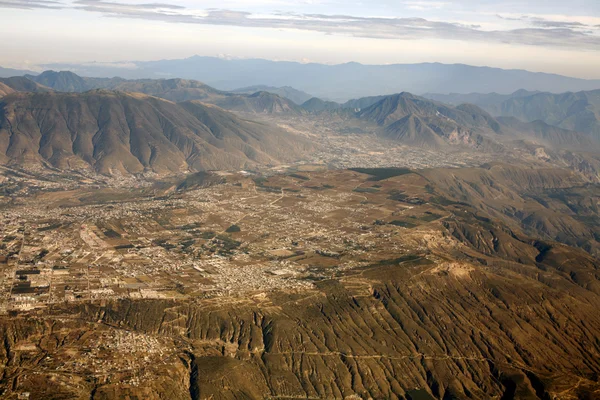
[0, 166, 599, 399]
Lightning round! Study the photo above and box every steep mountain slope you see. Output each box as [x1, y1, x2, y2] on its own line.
[26, 71, 302, 115]
[358, 93, 442, 126]
[0, 76, 52, 93]
[383, 115, 448, 149]
[112, 78, 303, 114]
[26, 70, 89, 92]
[25, 70, 125, 92]
[0, 91, 312, 175]
[500, 90, 600, 141]
[425, 89, 600, 143]
[111, 78, 226, 102]
[342, 95, 388, 110]
[231, 85, 313, 104]
[210, 91, 304, 114]
[423, 89, 539, 114]
[301, 97, 342, 112]
[0, 82, 14, 98]
[298, 95, 388, 113]
[498, 116, 596, 149]
[356, 93, 504, 150]
[357, 93, 498, 130]
[421, 163, 600, 256]
[353, 92, 596, 152]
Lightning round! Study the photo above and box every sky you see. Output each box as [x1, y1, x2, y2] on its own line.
[1, 0, 600, 78]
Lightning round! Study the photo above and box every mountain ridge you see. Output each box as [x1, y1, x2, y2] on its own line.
[0, 90, 312, 175]
[32, 57, 600, 101]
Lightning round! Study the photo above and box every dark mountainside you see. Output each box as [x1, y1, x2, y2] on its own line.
[210, 91, 304, 114]
[25, 70, 126, 93]
[106, 78, 227, 102]
[26, 70, 93, 92]
[0, 82, 13, 98]
[499, 90, 600, 141]
[301, 97, 343, 112]
[231, 85, 313, 105]
[35, 57, 600, 101]
[298, 95, 389, 112]
[0, 91, 312, 174]
[353, 93, 502, 150]
[426, 89, 600, 142]
[497, 117, 595, 149]
[348, 92, 599, 150]
[343, 95, 390, 110]
[0, 76, 52, 93]
[24, 71, 600, 144]
[25, 71, 305, 115]
[421, 163, 600, 257]
[27, 71, 313, 105]
[423, 90, 540, 115]
[2, 84, 594, 176]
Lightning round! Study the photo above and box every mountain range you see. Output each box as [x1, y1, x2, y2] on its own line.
[230, 85, 313, 105]
[0, 66, 36, 78]
[31, 56, 600, 101]
[7, 70, 600, 145]
[0, 91, 312, 174]
[425, 89, 600, 142]
[1, 70, 599, 176]
[0, 76, 51, 93]
[19, 71, 305, 113]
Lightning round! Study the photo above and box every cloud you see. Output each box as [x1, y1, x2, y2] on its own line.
[74, 0, 184, 11]
[497, 13, 600, 30]
[0, 0, 63, 9]
[10, 0, 600, 51]
[403, 1, 449, 11]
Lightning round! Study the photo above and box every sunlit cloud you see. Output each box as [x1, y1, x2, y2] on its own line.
[65, 1, 600, 51]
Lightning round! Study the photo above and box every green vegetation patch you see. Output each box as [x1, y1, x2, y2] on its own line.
[225, 224, 241, 233]
[180, 222, 202, 231]
[288, 173, 310, 181]
[214, 234, 242, 255]
[253, 177, 268, 186]
[388, 190, 425, 205]
[388, 190, 408, 202]
[258, 186, 282, 193]
[199, 231, 217, 240]
[389, 220, 418, 228]
[354, 187, 380, 194]
[377, 254, 424, 265]
[37, 223, 62, 232]
[429, 196, 465, 206]
[306, 185, 330, 191]
[103, 229, 121, 238]
[406, 389, 436, 400]
[419, 212, 443, 222]
[350, 167, 412, 181]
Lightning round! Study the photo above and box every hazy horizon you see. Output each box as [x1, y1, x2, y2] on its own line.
[2, 0, 600, 79]
[12, 53, 600, 83]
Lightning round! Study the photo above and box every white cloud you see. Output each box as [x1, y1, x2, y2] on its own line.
[403, 1, 450, 11]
